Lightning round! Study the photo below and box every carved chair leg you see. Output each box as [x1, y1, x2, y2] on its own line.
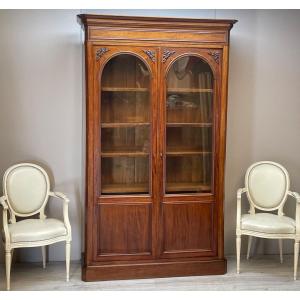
[247, 236, 253, 260]
[66, 242, 71, 282]
[11, 249, 14, 268]
[236, 235, 241, 274]
[5, 250, 12, 291]
[42, 246, 46, 269]
[294, 241, 299, 280]
[279, 239, 283, 264]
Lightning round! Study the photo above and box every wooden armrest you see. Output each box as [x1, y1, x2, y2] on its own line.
[288, 191, 300, 203]
[49, 192, 72, 241]
[237, 188, 247, 199]
[49, 191, 70, 203]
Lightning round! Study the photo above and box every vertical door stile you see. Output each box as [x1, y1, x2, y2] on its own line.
[151, 46, 159, 259]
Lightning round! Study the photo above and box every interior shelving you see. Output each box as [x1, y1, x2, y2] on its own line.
[102, 87, 149, 92]
[166, 150, 211, 156]
[165, 56, 214, 194]
[100, 54, 151, 195]
[99, 52, 214, 195]
[167, 88, 213, 93]
[101, 151, 149, 157]
[166, 122, 212, 127]
[166, 182, 211, 193]
[101, 183, 148, 194]
[101, 122, 150, 128]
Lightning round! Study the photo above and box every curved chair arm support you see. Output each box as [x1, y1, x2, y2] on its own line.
[288, 191, 300, 203]
[49, 192, 72, 241]
[49, 191, 70, 203]
[236, 188, 247, 234]
[0, 196, 11, 246]
[0, 195, 8, 209]
[288, 191, 300, 236]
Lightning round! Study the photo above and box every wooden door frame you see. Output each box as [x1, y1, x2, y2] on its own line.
[157, 47, 224, 259]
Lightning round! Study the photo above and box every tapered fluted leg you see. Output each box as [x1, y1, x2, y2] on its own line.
[279, 239, 283, 264]
[11, 249, 14, 268]
[5, 250, 11, 291]
[247, 236, 252, 260]
[294, 241, 299, 280]
[42, 246, 46, 269]
[236, 235, 241, 274]
[66, 242, 71, 282]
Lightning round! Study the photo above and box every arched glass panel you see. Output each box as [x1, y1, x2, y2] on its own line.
[100, 54, 151, 195]
[165, 56, 213, 194]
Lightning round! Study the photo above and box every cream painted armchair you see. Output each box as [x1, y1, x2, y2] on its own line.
[0, 163, 72, 290]
[236, 161, 300, 279]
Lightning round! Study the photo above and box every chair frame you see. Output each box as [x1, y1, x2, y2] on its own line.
[0, 163, 72, 290]
[236, 161, 300, 280]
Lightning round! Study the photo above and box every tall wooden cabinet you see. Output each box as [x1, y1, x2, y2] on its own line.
[78, 14, 236, 281]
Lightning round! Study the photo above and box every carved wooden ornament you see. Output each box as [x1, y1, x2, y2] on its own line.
[96, 48, 109, 60]
[162, 50, 176, 63]
[208, 51, 220, 64]
[143, 50, 156, 62]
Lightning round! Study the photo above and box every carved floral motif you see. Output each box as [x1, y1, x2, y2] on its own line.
[162, 50, 176, 63]
[96, 48, 109, 60]
[143, 50, 156, 62]
[208, 51, 220, 64]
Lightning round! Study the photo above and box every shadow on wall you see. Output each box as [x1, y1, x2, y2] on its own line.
[223, 9, 300, 256]
[222, 10, 258, 255]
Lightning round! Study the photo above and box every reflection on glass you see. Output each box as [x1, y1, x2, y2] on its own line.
[166, 126, 212, 153]
[165, 56, 213, 194]
[102, 126, 150, 155]
[102, 92, 150, 124]
[166, 156, 212, 193]
[101, 157, 149, 195]
[100, 54, 151, 195]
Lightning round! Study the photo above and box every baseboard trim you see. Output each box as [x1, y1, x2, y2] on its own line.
[82, 258, 227, 281]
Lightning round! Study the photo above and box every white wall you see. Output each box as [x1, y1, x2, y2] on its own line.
[0, 10, 83, 262]
[0, 9, 300, 262]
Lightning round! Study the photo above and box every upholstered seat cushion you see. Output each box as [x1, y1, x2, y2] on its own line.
[7, 218, 67, 243]
[241, 213, 296, 234]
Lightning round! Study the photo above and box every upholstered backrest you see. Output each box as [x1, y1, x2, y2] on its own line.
[245, 161, 289, 211]
[3, 163, 50, 217]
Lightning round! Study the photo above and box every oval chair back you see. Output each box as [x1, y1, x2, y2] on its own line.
[3, 163, 50, 219]
[245, 161, 290, 214]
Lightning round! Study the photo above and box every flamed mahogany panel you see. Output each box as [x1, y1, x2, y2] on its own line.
[98, 203, 152, 256]
[162, 202, 214, 253]
[89, 27, 228, 44]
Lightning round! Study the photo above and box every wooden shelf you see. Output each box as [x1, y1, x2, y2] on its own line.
[167, 122, 212, 127]
[101, 151, 149, 157]
[167, 88, 213, 93]
[101, 122, 150, 128]
[166, 182, 211, 193]
[101, 183, 148, 194]
[102, 87, 149, 92]
[166, 150, 211, 156]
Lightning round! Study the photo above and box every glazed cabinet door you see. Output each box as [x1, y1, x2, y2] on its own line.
[91, 45, 158, 261]
[158, 48, 222, 258]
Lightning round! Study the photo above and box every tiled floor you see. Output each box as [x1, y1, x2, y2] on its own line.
[0, 255, 300, 290]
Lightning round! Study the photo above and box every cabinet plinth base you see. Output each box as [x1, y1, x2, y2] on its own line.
[82, 258, 227, 281]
